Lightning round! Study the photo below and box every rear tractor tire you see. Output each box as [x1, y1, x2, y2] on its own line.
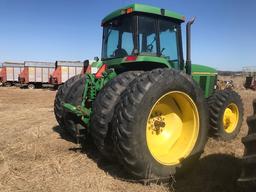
[90, 71, 142, 159]
[54, 74, 82, 132]
[208, 89, 244, 141]
[238, 99, 256, 191]
[112, 69, 208, 180]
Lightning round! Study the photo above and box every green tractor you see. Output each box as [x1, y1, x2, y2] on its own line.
[54, 4, 244, 180]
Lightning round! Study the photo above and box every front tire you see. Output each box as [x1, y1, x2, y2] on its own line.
[112, 69, 208, 179]
[208, 89, 244, 140]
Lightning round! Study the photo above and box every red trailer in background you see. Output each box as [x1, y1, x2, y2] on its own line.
[19, 61, 55, 89]
[0, 62, 24, 86]
[50, 60, 90, 86]
[0, 67, 2, 86]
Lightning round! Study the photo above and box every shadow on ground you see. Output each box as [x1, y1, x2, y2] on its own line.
[53, 126, 243, 192]
[175, 154, 242, 192]
[52, 125, 128, 179]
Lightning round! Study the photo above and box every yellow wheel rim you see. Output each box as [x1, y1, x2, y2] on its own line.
[223, 103, 239, 133]
[146, 91, 200, 165]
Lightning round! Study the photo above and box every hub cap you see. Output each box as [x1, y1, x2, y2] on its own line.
[146, 91, 200, 165]
[223, 103, 239, 133]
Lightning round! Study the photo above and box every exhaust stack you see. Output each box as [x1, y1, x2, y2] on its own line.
[186, 17, 196, 75]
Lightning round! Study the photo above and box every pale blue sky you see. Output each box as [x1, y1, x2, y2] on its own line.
[0, 0, 255, 71]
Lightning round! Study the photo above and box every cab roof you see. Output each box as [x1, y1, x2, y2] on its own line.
[102, 4, 185, 24]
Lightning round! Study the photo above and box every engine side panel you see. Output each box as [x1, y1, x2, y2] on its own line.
[192, 64, 217, 98]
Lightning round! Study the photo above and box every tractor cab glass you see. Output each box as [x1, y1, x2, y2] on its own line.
[138, 16, 157, 55]
[102, 16, 135, 59]
[102, 14, 181, 65]
[159, 20, 179, 63]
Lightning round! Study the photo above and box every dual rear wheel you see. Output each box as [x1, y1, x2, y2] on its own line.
[91, 69, 207, 172]
[110, 69, 208, 179]
[87, 69, 207, 179]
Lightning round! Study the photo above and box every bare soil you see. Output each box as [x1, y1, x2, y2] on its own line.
[0, 76, 255, 192]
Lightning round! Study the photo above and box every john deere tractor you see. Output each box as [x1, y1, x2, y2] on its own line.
[54, 4, 244, 180]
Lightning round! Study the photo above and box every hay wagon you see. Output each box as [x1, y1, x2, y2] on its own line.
[49, 61, 88, 86]
[19, 61, 55, 89]
[0, 62, 24, 86]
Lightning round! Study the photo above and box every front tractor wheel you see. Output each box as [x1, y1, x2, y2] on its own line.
[113, 69, 208, 180]
[208, 89, 244, 140]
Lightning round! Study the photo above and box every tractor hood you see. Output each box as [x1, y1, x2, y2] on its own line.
[192, 64, 217, 76]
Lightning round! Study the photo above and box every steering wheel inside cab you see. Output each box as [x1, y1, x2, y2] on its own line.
[112, 48, 128, 58]
[146, 44, 154, 52]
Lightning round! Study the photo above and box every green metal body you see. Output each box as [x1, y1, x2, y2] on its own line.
[64, 3, 218, 127]
[64, 68, 117, 126]
[90, 60, 217, 97]
[191, 64, 217, 97]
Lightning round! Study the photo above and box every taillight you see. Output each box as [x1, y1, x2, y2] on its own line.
[125, 56, 137, 62]
[95, 64, 107, 79]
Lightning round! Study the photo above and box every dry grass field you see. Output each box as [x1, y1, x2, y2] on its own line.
[0, 76, 255, 192]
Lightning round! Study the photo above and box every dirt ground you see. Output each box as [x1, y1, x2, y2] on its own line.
[0, 76, 255, 192]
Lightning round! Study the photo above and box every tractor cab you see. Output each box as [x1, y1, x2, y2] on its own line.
[100, 4, 185, 71]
